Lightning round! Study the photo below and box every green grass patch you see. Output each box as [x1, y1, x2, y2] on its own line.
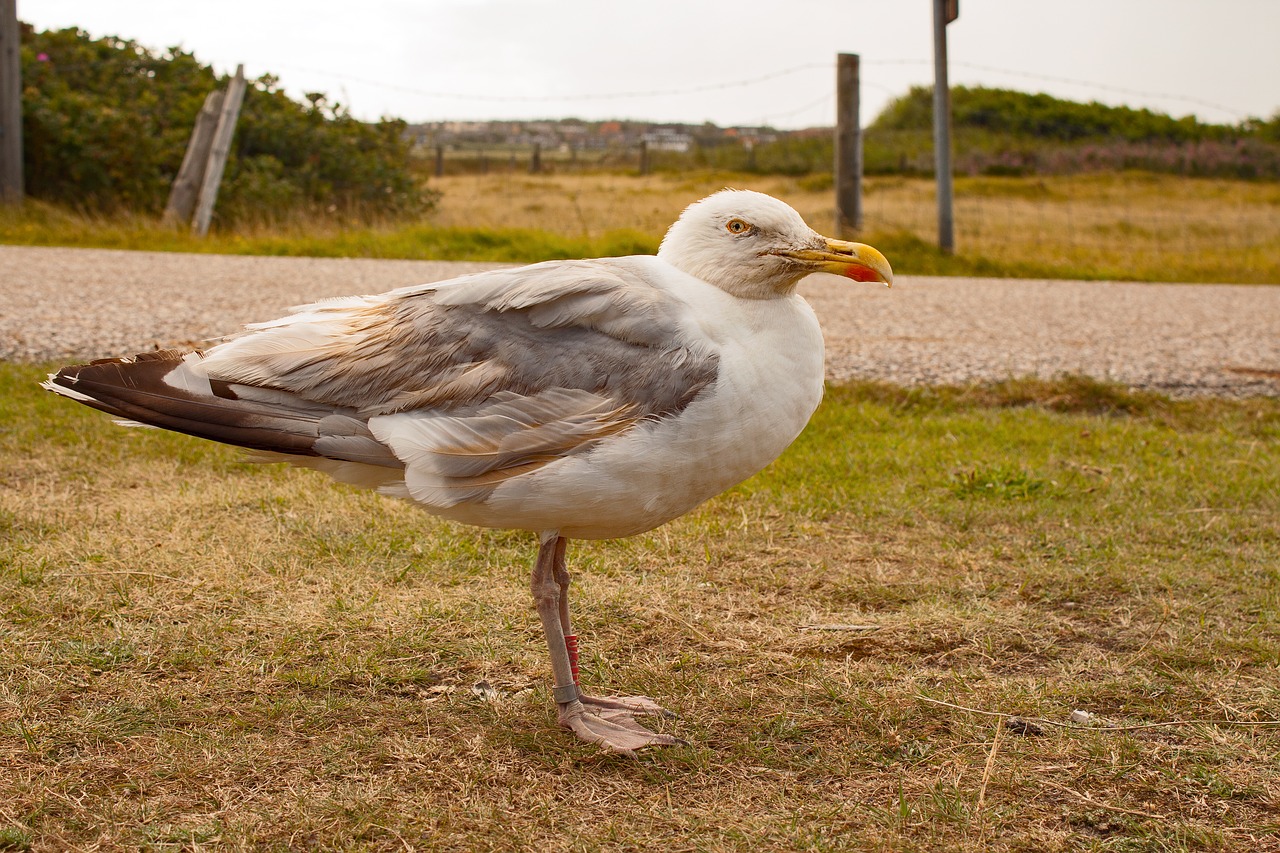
[3, 362, 1280, 850]
[0, 200, 659, 264]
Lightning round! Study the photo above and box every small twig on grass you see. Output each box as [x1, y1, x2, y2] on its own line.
[797, 624, 880, 632]
[974, 716, 1004, 819]
[1040, 780, 1165, 821]
[915, 695, 1280, 733]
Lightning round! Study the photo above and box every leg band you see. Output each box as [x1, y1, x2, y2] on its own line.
[564, 634, 580, 686]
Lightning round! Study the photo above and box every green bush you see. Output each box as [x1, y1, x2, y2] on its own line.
[670, 87, 1280, 180]
[19, 24, 436, 223]
[872, 85, 1238, 143]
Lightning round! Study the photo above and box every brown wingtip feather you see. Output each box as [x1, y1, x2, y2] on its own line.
[45, 348, 324, 457]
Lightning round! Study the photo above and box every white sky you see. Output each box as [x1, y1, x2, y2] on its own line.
[21, 0, 1280, 129]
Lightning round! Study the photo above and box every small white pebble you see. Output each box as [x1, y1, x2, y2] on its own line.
[1069, 709, 1092, 724]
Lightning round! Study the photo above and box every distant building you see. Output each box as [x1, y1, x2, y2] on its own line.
[642, 127, 694, 153]
[404, 119, 791, 154]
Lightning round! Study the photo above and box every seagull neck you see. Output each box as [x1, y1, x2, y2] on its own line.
[657, 251, 799, 301]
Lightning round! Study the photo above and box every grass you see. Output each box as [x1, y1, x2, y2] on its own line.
[3, 363, 1279, 850]
[2, 171, 1278, 283]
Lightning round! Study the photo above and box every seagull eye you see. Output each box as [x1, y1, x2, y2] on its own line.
[726, 218, 751, 235]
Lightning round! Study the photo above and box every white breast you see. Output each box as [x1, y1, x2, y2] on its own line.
[450, 282, 826, 539]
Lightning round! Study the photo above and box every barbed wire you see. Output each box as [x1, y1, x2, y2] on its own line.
[948, 61, 1252, 119]
[261, 56, 1256, 122]
[263, 60, 833, 103]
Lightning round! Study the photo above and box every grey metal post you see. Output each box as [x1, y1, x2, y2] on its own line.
[0, 0, 22, 205]
[834, 53, 861, 236]
[932, 0, 956, 253]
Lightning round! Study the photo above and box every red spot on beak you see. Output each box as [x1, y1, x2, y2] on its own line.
[844, 264, 886, 283]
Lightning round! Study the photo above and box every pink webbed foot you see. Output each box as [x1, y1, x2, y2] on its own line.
[557, 699, 686, 754]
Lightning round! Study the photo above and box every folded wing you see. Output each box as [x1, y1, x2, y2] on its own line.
[44, 259, 720, 510]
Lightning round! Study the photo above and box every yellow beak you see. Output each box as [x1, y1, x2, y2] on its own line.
[780, 238, 893, 286]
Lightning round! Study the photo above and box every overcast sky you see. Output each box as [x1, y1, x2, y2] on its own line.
[21, 1, 1280, 129]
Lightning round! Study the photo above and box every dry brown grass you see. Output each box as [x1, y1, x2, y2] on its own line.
[4, 365, 1280, 850]
[3, 171, 1275, 283]
[427, 171, 1280, 282]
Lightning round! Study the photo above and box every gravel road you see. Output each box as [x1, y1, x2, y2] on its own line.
[3, 245, 1278, 397]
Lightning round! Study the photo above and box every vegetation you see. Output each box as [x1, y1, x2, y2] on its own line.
[2, 363, 1278, 849]
[875, 86, 1250, 143]
[866, 86, 1280, 180]
[645, 86, 1280, 180]
[19, 25, 434, 223]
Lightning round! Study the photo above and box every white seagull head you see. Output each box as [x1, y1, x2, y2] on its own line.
[657, 189, 893, 300]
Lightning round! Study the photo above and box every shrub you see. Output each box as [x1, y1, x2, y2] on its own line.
[19, 24, 436, 224]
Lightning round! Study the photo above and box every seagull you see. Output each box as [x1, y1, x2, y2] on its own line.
[43, 190, 892, 753]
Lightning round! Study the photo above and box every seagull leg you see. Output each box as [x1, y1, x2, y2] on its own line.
[533, 532, 684, 753]
[550, 535, 676, 720]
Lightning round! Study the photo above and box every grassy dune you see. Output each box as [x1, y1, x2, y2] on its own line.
[3, 364, 1279, 850]
[2, 171, 1277, 283]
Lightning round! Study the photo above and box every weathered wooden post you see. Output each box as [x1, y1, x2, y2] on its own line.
[0, 0, 22, 206]
[435, 144, 445, 178]
[932, 0, 958, 253]
[529, 142, 541, 174]
[834, 53, 861, 236]
[638, 139, 649, 176]
[163, 88, 225, 225]
[192, 64, 247, 236]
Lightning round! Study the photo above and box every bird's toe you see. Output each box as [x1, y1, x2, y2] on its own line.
[558, 701, 686, 753]
[580, 693, 678, 719]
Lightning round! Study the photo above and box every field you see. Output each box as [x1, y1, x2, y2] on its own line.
[1, 171, 1277, 283]
[3, 364, 1280, 851]
[3, 169, 1279, 849]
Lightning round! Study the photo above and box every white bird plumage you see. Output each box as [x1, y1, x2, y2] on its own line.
[43, 189, 892, 752]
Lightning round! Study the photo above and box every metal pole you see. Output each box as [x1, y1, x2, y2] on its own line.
[932, 0, 955, 254]
[834, 53, 861, 236]
[0, 0, 23, 205]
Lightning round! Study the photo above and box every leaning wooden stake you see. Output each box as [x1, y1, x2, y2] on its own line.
[163, 88, 225, 226]
[192, 64, 247, 237]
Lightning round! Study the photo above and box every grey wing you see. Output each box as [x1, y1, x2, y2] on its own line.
[185, 258, 721, 506]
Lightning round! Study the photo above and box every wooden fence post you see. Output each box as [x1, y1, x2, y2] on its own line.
[834, 53, 861, 236]
[163, 88, 225, 225]
[0, 0, 22, 206]
[638, 139, 649, 176]
[192, 64, 247, 236]
[529, 142, 541, 174]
